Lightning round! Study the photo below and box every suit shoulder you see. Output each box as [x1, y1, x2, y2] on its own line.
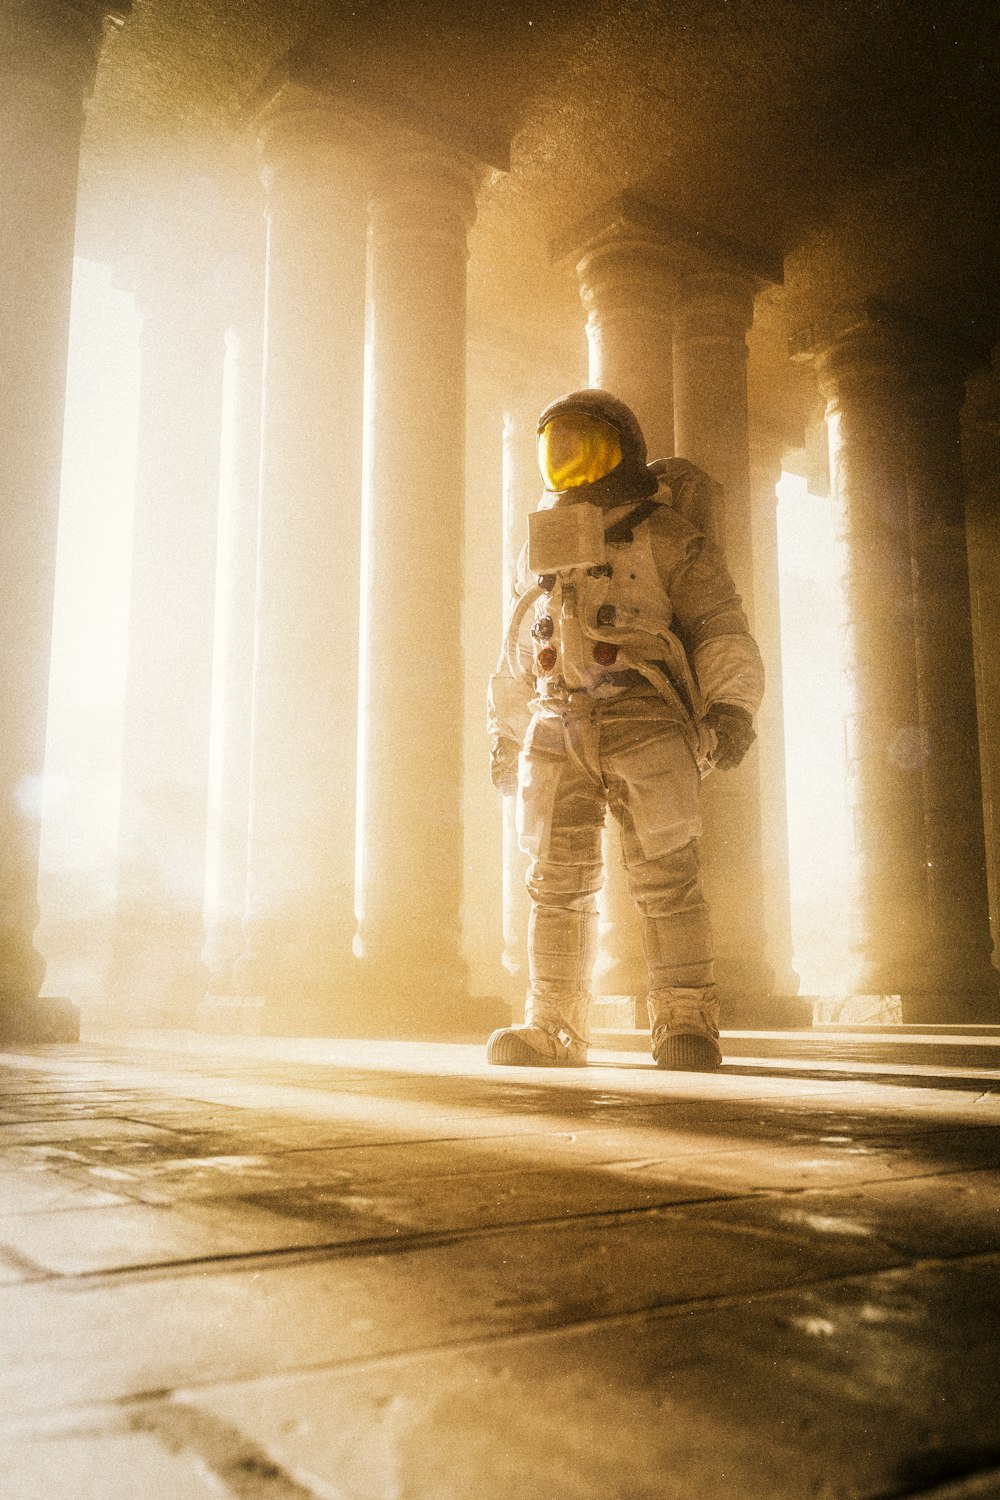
[647, 500, 702, 552]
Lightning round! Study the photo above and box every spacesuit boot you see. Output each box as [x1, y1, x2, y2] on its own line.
[485, 992, 590, 1067]
[648, 986, 722, 1072]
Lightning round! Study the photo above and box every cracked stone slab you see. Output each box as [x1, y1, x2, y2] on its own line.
[0, 1167, 136, 1216]
[2, 1424, 224, 1499]
[0, 1199, 357, 1276]
[683, 1169, 1000, 1261]
[171, 1255, 1000, 1500]
[0, 1192, 899, 1417]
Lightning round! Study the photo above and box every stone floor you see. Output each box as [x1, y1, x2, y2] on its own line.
[1, 1026, 999, 1500]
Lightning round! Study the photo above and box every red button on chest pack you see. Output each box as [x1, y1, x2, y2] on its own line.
[593, 642, 619, 666]
[536, 646, 558, 672]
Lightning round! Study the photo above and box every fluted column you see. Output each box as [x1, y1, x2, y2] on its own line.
[816, 319, 930, 1004]
[359, 141, 479, 1030]
[202, 246, 265, 1014]
[904, 342, 995, 1017]
[749, 431, 799, 1004]
[111, 252, 226, 1023]
[235, 94, 368, 1033]
[575, 232, 678, 1013]
[673, 269, 774, 1019]
[0, 1, 122, 1040]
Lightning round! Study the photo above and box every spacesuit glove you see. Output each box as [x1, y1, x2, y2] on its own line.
[490, 735, 520, 794]
[705, 702, 756, 771]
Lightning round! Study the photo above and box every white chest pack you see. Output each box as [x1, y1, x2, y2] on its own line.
[522, 500, 678, 695]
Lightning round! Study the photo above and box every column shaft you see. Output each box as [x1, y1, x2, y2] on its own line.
[112, 267, 226, 1021]
[905, 351, 995, 1015]
[360, 144, 478, 1027]
[462, 347, 506, 1003]
[237, 103, 367, 1031]
[578, 237, 675, 457]
[576, 235, 677, 1013]
[203, 283, 264, 1006]
[500, 404, 534, 1015]
[749, 434, 799, 1001]
[963, 361, 1000, 980]
[673, 271, 774, 1018]
[817, 324, 928, 1000]
[0, 2, 115, 1037]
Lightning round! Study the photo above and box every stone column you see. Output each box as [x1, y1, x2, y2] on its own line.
[815, 318, 929, 1005]
[499, 399, 535, 1017]
[673, 269, 774, 1020]
[577, 234, 676, 458]
[0, 1, 123, 1041]
[904, 340, 996, 1018]
[462, 343, 507, 1007]
[201, 246, 265, 1018]
[235, 93, 368, 1034]
[358, 140, 480, 1031]
[574, 232, 679, 1015]
[963, 356, 1000, 977]
[749, 430, 799, 1004]
[111, 252, 226, 1023]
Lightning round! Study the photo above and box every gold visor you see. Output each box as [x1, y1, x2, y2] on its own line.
[537, 412, 624, 490]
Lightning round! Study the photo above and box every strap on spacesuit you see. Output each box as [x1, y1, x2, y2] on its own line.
[621, 657, 716, 772]
[504, 581, 544, 682]
[600, 498, 717, 769]
[603, 497, 661, 546]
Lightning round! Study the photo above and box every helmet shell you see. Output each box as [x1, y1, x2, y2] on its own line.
[536, 389, 658, 506]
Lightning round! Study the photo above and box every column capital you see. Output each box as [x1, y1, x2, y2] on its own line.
[674, 268, 757, 341]
[812, 313, 913, 411]
[575, 232, 679, 325]
[2, 0, 127, 102]
[251, 79, 371, 192]
[804, 303, 984, 410]
[370, 138, 481, 246]
[553, 194, 783, 284]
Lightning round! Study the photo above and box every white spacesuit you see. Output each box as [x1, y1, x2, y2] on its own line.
[487, 390, 764, 1072]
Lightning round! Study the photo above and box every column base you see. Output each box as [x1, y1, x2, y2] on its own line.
[108, 908, 209, 1027]
[0, 996, 80, 1045]
[197, 994, 266, 1035]
[812, 994, 903, 1026]
[226, 984, 359, 1040]
[901, 986, 1000, 1026]
[591, 992, 813, 1031]
[353, 955, 505, 1041]
[712, 950, 798, 1028]
[595, 961, 647, 1006]
[720, 993, 813, 1029]
[812, 985, 1000, 1027]
[233, 924, 359, 1038]
[591, 996, 644, 1030]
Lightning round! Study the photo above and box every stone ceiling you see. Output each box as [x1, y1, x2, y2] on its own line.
[79, 0, 1000, 442]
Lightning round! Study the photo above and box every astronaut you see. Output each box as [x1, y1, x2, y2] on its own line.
[486, 389, 764, 1072]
